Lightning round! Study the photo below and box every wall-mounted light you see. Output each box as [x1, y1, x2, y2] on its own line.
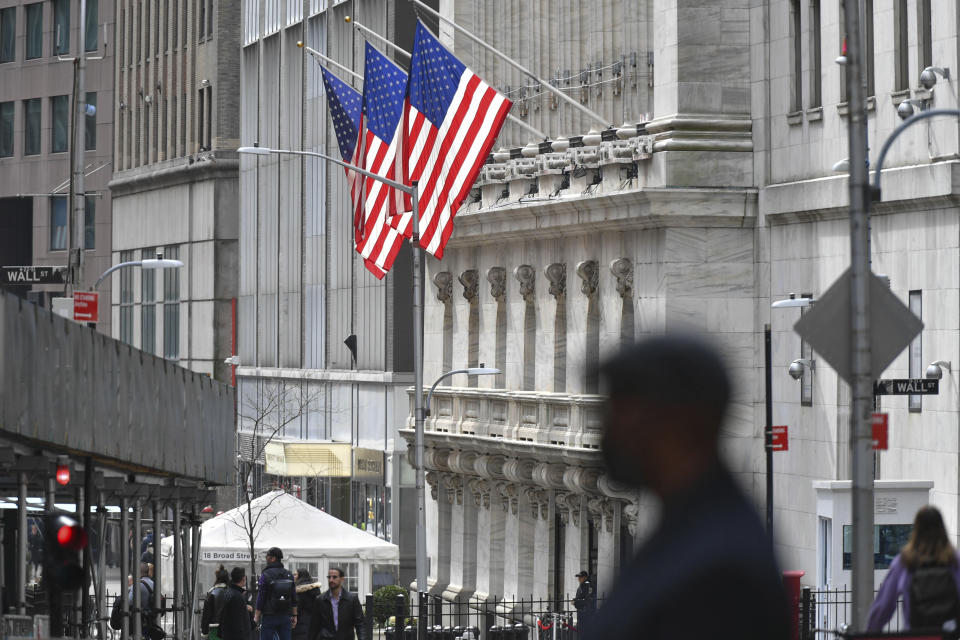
[771, 293, 815, 308]
[925, 360, 951, 380]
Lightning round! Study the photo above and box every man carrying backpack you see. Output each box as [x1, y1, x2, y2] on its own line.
[254, 547, 298, 640]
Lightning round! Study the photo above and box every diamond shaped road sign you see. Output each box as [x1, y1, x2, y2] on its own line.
[793, 268, 923, 384]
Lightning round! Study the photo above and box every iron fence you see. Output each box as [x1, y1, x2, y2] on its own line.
[799, 587, 906, 640]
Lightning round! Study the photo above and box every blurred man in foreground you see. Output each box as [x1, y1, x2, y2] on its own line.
[586, 334, 789, 640]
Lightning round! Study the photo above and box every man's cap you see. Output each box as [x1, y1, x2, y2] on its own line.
[266, 546, 283, 560]
[575, 571, 589, 578]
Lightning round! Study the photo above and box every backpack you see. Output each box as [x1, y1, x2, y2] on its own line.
[263, 567, 296, 615]
[910, 564, 960, 629]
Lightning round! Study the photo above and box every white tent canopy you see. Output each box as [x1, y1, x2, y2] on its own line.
[161, 490, 398, 598]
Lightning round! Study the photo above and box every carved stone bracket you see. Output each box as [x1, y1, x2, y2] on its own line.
[609, 258, 633, 299]
[496, 482, 518, 515]
[468, 478, 492, 509]
[447, 450, 478, 476]
[473, 455, 506, 480]
[433, 271, 453, 303]
[426, 471, 440, 501]
[555, 491, 582, 526]
[502, 458, 536, 485]
[524, 487, 550, 520]
[487, 267, 506, 302]
[576, 260, 599, 297]
[459, 269, 479, 303]
[514, 265, 536, 302]
[443, 473, 464, 505]
[532, 463, 567, 490]
[622, 500, 640, 538]
[544, 263, 566, 300]
[587, 497, 615, 533]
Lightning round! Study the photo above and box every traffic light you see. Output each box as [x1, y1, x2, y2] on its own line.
[43, 513, 87, 590]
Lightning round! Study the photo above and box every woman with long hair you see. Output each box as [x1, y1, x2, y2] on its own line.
[867, 505, 960, 631]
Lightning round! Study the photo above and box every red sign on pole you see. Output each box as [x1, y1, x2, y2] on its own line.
[73, 291, 99, 323]
[771, 425, 788, 451]
[872, 412, 889, 450]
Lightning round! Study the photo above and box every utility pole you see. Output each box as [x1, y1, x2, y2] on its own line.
[843, 0, 874, 629]
[65, 0, 88, 294]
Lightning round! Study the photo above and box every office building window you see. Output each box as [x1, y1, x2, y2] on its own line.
[800, 293, 814, 405]
[864, 0, 874, 98]
[85, 92, 97, 150]
[85, 0, 98, 52]
[50, 197, 68, 251]
[142, 248, 156, 355]
[909, 290, 922, 412]
[24, 99, 40, 155]
[53, 0, 70, 56]
[26, 4, 43, 60]
[120, 250, 135, 346]
[808, 0, 822, 108]
[789, 0, 801, 112]
[52, 95, 69, 153]
[84, 196, 95, 250]
[0, 101, 12, 157]
[198, 89, 205, 151]
[0, 7, 14, 63]
[894, 0, 909, 91]
[918, 0, 932, 76]
[839, 1, 847, 103]
[163, 245, 180, 360]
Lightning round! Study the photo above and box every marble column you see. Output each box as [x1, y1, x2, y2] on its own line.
[444, 473, 478, 605]
[426, 471, 452, 595]
[589, 497, 620, 598]
[499, 482, 536, 602]
[527, 487, 553, 600]
[556, 491, 585, 601]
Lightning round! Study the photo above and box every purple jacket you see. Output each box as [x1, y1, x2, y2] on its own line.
[866, 551, 960, 631]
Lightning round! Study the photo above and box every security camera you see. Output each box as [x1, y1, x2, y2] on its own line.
[920, 68, 938, 90]
[926, 363, 943, 380]
[897, 101, 915, 120]
[788, 361, 805, 380]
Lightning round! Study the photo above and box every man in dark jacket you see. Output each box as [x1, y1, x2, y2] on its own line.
[571, 571, 595, 629]
[201, 567, 231, 639]
[307, 567, 364, 640]
[254, 547, 298, 640]
[585, 335, 790, 640]
[219, 567, 253, 640]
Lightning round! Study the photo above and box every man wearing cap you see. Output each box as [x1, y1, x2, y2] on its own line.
[571, 571, 595, 629]
[254, 547, 298, 640]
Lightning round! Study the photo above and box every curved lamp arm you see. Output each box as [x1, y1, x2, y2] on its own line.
[94, 261, 144, 289]
[425, 367, 501, 417]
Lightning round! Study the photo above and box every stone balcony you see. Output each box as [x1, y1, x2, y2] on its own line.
[408, 387, 605, 450]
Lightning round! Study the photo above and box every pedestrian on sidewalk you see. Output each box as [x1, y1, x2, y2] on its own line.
[219, 567, 254, 640]
[571, 570, 595, 630]
[254, 547, 298, 640]
[867, 505, 960, 631]
[307, 566, 365, 640]
[202, 566, 231, 639]
[293, 569, 321, 640]
[585, 334, 790, 640]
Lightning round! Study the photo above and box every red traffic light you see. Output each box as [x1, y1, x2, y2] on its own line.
[56, 524, 88, 551]
[55, 464, 70, 486]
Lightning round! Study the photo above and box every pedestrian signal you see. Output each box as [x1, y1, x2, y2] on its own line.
[43, 513, 87, 590]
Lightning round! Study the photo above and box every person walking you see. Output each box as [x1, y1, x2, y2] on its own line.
[219, 567, 254, 640]
[307, 567, 365, 640]
[571, 571, 595, 630]
[293, 569, 322, 640]
[202, 566, 231, 639]
[868, 505, 960, 631]
[254, 547, 298, 640]
[585, 334, 790, 640]
[128, 562, 160, 640]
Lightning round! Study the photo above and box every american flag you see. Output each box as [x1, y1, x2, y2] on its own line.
[318, 64, 387, 278]
[398, 21, 512, 259]
[354, 42, 409, 278]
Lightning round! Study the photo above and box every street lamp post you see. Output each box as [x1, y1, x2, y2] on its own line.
[93, 255, 184, 290]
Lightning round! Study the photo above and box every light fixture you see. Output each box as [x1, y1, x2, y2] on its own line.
[551, 136, 570, 152]
[238, 145, 272, 155]
[896, 99, 927, 120]
[831, 158, 849, 173]
[925, 360, 951, 380]
[224, 355, 240, 366]
[55, 456, 71, 486]
[788, 358, 815, 380]
[920, 66, 950, 90]
[771, 293, 815, 308]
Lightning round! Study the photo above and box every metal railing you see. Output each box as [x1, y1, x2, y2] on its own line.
[798, 587, 906, 640]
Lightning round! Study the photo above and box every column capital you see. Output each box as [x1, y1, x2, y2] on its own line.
[544, 263, 566, 300]
[514, 264, 536, 302]
[609, 258, 633, 299]
[486, 266, 506, 302]
[468, 478, 492, 509]
[576, 260, 599, 297]
[433, 271, 453, 303]
[459, 269, 479, 303]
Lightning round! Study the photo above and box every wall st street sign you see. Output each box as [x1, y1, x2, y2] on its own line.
[873, 379, 939, 395]
[1, 266, 67, 285]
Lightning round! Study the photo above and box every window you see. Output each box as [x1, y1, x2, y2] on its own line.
[24, 99, 40, 155]
[0, 101, 12, 157]
[864, 0, 874, 98]
[84, 196, 95, 250]
[808, 0, 822, 108]
[53, 0, 70, 56]
[839, 0, 847, 103]
[198, 88, 212, 151]
[85, 92, 97, 150]
[50, 197, 68, 250]
[163, 245, 180, 360]
[842, 524, 911, 570]
[893, 0, 909, 91]
[120, 250, 135, 345]
[789, 0, 802, 112]
[85, 0, 98, 52]
[909, 290, 922, 411]
[26, 4, 42, 59]
[52, 95, 69, 153]
[327, 562, 359, 594]
[142, 248, 156, 355]
[0, 7, 14, 63]
[800, 293, 813, 405]
[918, 0, 932, 77]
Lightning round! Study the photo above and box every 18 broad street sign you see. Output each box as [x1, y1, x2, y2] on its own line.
[793, 268, 923, 383]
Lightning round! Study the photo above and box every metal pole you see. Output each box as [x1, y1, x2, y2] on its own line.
[174, 497, 182, 640]
[133, 500, 142, 640]
[842, 0, 873, 629]
[82, 458, 93, 638]
[153, 501, 162, 617]
[17, 472, 27, 615]
[97, 504, 107, 640]
[73, 0, 87, 289]
[765, 325, 773, 544]
[120, 497, 129, 640]
[412, 181, 429, 639]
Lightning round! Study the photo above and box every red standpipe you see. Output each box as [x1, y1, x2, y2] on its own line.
[783, 570, 805, 640]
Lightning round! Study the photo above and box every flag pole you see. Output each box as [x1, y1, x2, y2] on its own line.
[344, 17, 549, 141]
[406, 0, 611, 129]
[297, 41, 361, 83]
[411, 178, 428, 604]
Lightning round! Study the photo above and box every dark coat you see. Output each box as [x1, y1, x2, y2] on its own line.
[293, 582, 323, 640]
[584, 464, 790, 640]
[573, 580, 595, 611]
[218, 584, 253, 640]
[308, 588, 365, 640]
[201, 583, 230, 635]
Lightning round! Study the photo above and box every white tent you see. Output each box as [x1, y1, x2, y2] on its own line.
[160, 491, 398, 599]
